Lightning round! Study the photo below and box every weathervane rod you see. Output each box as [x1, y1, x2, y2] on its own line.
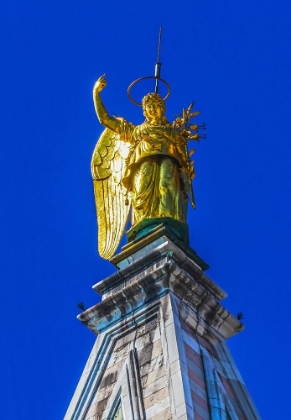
[154, 25, 162, 94]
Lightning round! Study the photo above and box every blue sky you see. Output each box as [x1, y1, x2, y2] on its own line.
[1, 1, 291, 418]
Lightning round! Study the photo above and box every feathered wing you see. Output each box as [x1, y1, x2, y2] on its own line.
[91, 128, 132, 260]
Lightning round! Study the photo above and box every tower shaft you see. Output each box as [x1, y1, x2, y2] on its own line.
[65, 225, 260, 420]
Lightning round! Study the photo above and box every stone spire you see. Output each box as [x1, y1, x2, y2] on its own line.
[65, 223, 261, 420]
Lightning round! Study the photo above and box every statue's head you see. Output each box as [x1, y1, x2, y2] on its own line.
[142, 93, 166, 123]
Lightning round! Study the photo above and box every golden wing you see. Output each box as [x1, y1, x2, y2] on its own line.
[91, 128, 132, 260]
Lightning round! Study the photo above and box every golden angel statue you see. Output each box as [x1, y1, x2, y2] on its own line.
[91, 74, 205, 260]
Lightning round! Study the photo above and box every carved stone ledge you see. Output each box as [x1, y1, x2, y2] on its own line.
[93, 234, 224, 302]
[79, 254, 243, 339]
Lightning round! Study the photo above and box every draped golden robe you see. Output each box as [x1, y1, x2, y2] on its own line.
[120, 119, 188, 225]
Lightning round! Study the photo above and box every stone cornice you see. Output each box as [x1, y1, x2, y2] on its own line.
[93, 235, 225, 301]
[79, 256, 243, 339]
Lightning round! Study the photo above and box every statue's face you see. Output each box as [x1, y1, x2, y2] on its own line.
[143, 100, 164, 122]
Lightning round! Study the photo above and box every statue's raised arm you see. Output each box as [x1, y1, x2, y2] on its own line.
[93, 74, 124, 134]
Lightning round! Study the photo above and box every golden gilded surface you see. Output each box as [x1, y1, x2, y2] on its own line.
[92, 74, 201, 259]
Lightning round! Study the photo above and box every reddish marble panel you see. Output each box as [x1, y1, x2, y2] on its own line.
[188, 368, 206, 390]
[184, 342, 203, 369]
[191, 389, 209, 412]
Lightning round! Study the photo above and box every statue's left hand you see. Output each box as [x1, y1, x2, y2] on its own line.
[93, 74, 107, 93]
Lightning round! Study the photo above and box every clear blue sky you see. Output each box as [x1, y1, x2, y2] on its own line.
[1, 1, 290, 418]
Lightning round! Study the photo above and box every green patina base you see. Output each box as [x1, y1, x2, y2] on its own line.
[111, 217, 209, 271]
[127, 217, 189, 245]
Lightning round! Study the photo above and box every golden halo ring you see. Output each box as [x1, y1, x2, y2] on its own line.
[127, 76, 171, 106]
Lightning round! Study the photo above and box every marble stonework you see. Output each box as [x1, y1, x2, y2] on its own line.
[65, 228, 261, 420]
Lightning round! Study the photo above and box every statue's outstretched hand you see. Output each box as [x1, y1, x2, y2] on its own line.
[94, 74, 107, 93]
